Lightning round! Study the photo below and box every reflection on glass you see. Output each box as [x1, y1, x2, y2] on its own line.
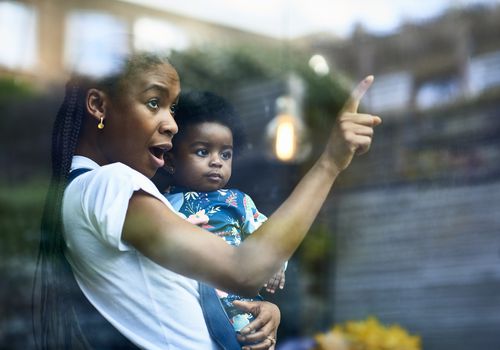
[64, 11, 128, 77]
[0, 2, 37, 70]
[308, 54, 330, 76]
[266, 95, 310, 163]
[275, 114, 297, 161]
[134, 17, 190, 53]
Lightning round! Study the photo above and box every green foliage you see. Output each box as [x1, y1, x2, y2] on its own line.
[0, 180, 47, 256]
[299, 65, 350, 137]
[0, 180, 45, 349]
[298, 223, 334, 274]
[170, 45, 348, 150]
[0, 77, 36, 106]
[170, 45, 277, 95]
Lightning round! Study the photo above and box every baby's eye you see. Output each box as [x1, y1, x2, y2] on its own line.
[147, 99, 160, 110]
[195, 149, 209, 157]
[220, 150, 232, 160]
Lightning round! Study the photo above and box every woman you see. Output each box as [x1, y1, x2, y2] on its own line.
[34, 52, 380, 349]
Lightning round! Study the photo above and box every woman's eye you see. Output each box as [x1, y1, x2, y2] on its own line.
[147, 99, 159, 110]
[169, 104, 176, 115]
[221, 151, 232, 160]
[195, 149, 209, 157]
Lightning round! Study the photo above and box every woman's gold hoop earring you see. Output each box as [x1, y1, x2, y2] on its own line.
[97, 117, 105, 130]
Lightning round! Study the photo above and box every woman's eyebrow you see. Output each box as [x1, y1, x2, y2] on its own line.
[141, 83, 170, 96]
[173, 94, 180, 105]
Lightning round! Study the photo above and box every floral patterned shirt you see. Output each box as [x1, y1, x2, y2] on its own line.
[165, 186, 267, 246]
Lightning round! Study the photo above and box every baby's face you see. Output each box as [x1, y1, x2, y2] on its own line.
[170, 121, 233, 192]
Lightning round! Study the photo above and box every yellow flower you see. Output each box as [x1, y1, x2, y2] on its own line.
[315, 328, 349, 350]
[314, 316, 421, 350]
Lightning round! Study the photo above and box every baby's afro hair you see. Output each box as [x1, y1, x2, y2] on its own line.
[173, 90, 247, 154]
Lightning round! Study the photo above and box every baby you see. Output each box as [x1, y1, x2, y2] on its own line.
[160, 90, 286, 332]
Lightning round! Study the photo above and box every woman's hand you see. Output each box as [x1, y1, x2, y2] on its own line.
[325, 75, 382, 174]
[234, 300, 280, 350]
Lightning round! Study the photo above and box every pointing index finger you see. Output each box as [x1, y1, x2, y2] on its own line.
[342, 75, 374, 113]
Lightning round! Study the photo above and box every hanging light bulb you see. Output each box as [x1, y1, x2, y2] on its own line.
[275, 113, 297, 161]
[266, 93, 310, 163]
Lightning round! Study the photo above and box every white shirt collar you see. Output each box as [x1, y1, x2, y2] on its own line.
[70, 155, 100, 172]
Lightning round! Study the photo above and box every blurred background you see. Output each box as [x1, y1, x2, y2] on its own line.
[1, 0, 500, 349]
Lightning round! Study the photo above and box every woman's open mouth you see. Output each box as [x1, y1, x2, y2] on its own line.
[150, 147, 165, 159]
[149, 146, 169, 167]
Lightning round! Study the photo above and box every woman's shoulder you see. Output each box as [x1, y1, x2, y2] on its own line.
[69, 161, 160, 200]
[91, 162, 150, 185]
[71, 156, 146, 182]
[100, 162, 143, 176]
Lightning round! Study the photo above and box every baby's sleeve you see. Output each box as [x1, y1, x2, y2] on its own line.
[241, 193, 267, 238]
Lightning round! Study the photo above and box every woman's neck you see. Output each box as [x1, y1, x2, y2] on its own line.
[75, 123, 109, 166]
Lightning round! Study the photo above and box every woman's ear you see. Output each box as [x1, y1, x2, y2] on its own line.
[86, 88, 107, 121]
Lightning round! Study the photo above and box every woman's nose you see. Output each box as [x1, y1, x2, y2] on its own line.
[159, 112, 178, 136]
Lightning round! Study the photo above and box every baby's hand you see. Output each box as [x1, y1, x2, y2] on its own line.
[264, 267, 286, 294]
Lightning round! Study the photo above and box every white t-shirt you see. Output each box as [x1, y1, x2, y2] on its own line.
[62, 156, 218, 350]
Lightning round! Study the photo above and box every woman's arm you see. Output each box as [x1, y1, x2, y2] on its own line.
[123, 76, 381, 296]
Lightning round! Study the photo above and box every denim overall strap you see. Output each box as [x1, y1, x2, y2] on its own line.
[67, 168, 140, 349]
[67, 168, 93, 183]
[199, 282, 242, 350]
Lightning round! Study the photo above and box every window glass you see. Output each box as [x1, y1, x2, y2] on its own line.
[366, 72, 412, 114]
[64, 11, 129, 77]
[0, 2, 37, 70]
[469, 50, 500, 96]
[134, 17, 190, 53]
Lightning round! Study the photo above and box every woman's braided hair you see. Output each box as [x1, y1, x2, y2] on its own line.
[33, 52, 170, 349]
